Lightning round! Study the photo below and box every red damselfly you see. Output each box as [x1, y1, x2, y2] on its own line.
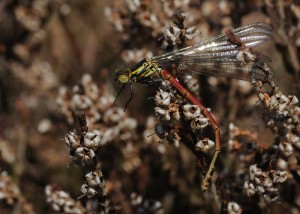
[114, 22, 273, 190]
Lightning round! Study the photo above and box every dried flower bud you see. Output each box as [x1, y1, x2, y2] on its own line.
[45, 185, 85, 213]
[103, 107, 125, 124]
[182, 104, 201, 119]
[164, 24, 181, 45]
[243, 181, 256, 196]
[185, 26, 199, 40]
[279, 142, 293, 157]
[65, 131, 80, 149]
[190, 117, 210, 130]
[272, 170, 287, 183]
[155, 90, 172, 106]
[85, 170, 105, 188]
[249, 164, 262, 180]
[73, 146, 95, 165]
[289, 95, 298, 105]
[155, 107, 171, 121]
[263, 194, 278, 203]
[131, 192, 143, 206]
[83, 132, 101, 148]
[195, 138, 215, 152]
[277, 158, 288, 171]
[227, 201, 242, 214]
[257, 186, 265, 194]
[80, 183, 97, 198]
[71, 94, 92, 110]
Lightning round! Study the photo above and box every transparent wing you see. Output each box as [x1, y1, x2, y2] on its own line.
[152, 22, 273, 81]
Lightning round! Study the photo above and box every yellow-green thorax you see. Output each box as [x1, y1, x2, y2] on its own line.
[115, 58, 160, 84]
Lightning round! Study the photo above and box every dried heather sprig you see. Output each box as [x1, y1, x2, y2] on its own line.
[45, 185, 85, 214]
[130, 192, 163, 214]
[80, 169, 105, 198]
[58, 74, 138, 146]
[243, 164, 287, 203]
[227, 201, 242, 214]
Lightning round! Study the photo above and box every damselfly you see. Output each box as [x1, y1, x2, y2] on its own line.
[114, 22, 273, 190]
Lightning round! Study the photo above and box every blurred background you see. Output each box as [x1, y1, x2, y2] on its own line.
[0, 0, 299, 213]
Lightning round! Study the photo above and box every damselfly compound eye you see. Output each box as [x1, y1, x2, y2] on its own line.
[117, 74, 129, 84]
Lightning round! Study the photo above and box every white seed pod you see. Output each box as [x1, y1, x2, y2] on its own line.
[182, 104, 201, 119]
[190, 117, 210, 130]
[97, 95, 114, 112]
[118, 117, 137, 130]
[262, 176, 273, 188]
[278, 102, 287, 112]
[229, 122, 238, 133]
[195, 138, 214, 152]
[266, 187, 278, 193]
[236, 49, 256, 63]
[279, 142, 293, 157]
[270, 95, 278, 107]
[57, 190, 69, 199]
[164, 24, 181, 43]
[288, 134, 300, 148]
[293, 139, 300, 149]
[88, 108, 101, 124]
[259, 93, 271, 108]
[87, 148, 96, 159]
[155, 107, 171, 121]
[143, 200, 162, 211]
[81, 73, 92, 85]
[85, 83, 99, 101]
[80, 184, 97, 198]
[74, 146, 84, 158]
[85, 171, 104, 188]
[103, 107, 125, 124]
[254, 177, 261, 185]
[279, 94, 289, 104]
[155, 90, 171, 106]
[267, 119, 275, 128]
[263, 194, 278, 203]
[65, 131, 80, 149]
[84, 132, 101, 148]
[249, 164, 262, 180]
[243, 181, 256, 196]
[272, 170, 287, 183]
[101, 128, 118, 145]
[74, 147, 95, 162]
[131, 192, 143, 206]
[183, 74, 199, 94]
[277, 158, 288, 171]
[172, 132, 181, 148]
[185, 26, 199, 40]
[289, 95, 298, 105]
[172, 138, 180, 148]
[257, 186, 265, 194]
[71, 94, 92, 110]
[227, 201, 242, 214]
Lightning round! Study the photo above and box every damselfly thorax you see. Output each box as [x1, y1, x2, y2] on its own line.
[114, 58, 162, 85]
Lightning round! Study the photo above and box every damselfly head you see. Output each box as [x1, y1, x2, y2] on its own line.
[114, 69, 130, 84]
